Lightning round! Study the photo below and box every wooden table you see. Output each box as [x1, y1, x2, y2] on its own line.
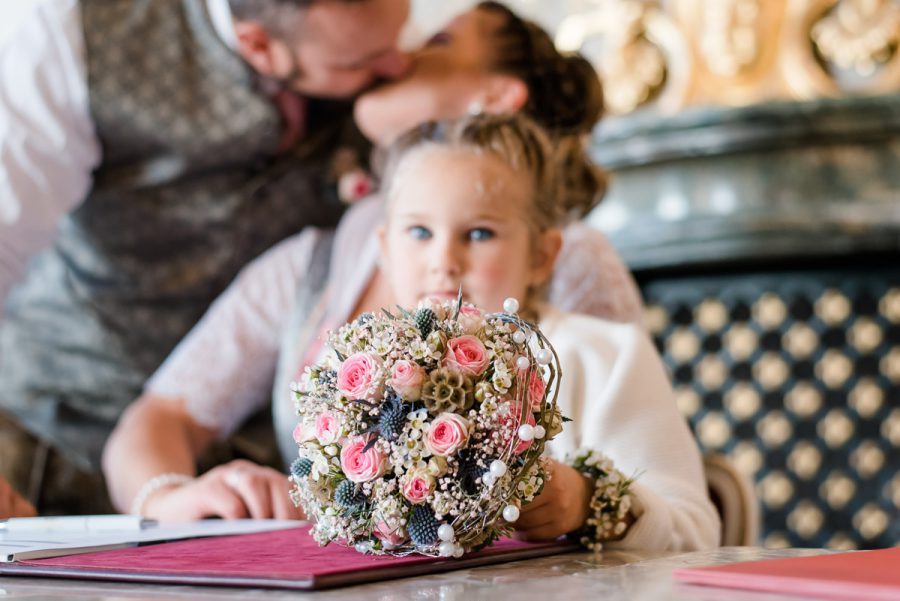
[0, 547, 831, 600]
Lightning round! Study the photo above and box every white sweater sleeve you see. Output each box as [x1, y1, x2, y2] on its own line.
[545, 311, 720, 551]
[0, 0, 100, 312]
[145, 230, 319, 437]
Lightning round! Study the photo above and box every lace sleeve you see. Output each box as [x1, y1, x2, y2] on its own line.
[145, 230, 320, 437]
[549, 222, 644, 324]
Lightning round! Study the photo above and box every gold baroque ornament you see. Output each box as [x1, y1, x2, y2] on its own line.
[783, 0, 900, 98]
[674, 0, 787, 105]
[695, 0, 765, 77]
[552, 0, 899, 118]
[811, 0, 900, 77]
[555, 0, 690, 115]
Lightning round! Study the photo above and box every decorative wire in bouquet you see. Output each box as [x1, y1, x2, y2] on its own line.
[289, 294, 566, 557]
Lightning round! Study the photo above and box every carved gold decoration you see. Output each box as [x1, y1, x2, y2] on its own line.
[673, 0, 787, 104]
[554, 0, 900, 117]
[556, 0, 690, 114]
[781, 0, 900, 98]
[698, 0, 762, 77]
[811, 0, 900, 77]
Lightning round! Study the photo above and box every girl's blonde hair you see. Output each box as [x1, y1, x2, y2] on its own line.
[381, 113, 604, 232]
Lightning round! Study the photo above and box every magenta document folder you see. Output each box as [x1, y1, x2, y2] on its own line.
[0, 526, 577, 590]
[674, 547, 900, 601]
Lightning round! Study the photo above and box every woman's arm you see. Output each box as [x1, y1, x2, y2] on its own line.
[102, 231, 323, 520]
[103, 392, 210, 516]
[104, 393, 300, 520]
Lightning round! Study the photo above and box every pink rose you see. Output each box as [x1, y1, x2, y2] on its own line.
[340, 437, 388, 483]
[315, 413, 340, 445]
[374, 518, 407, 547]
[390, 360, 426, 401]
[337, 352, 384, 400]
[501, 401, 536, 455]
[400, 469, 435, 504]
[424, 413, 470, 457]
[526, 370, 547, 411]
[457, 306, 484, 335]
[442, 335, 489, 377]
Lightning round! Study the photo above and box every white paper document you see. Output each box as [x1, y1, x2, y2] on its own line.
[0, 518, 305, 562]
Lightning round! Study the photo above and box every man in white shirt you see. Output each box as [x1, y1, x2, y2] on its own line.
[0, 0, 409, 515]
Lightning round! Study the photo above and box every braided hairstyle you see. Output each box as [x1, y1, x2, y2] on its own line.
[477, 1, 607, 220]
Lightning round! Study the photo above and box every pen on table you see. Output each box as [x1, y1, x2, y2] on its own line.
[0, 515, 157, 534]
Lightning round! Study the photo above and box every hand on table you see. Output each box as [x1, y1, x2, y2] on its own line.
[512, 458, 593, 541]
[0, 477, 36, 519]
[143, 460, 304, 521]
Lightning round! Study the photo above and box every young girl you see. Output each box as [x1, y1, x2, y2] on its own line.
[367, 113, 719, 549]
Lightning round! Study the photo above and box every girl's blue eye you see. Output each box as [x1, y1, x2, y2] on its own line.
[408, 226, 432, 240]
[468, 228, 495, 241]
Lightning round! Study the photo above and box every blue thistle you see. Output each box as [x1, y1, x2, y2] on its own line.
[457, 450, 488, 495]
[378, 391, 407, 441]
[415, 308, 437, 337]
[335, 480, 367, 508]
[291, 457, 313, 479]
[408, 505, 440, 547]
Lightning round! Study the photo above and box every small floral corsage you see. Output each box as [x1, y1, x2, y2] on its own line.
[331, 147, 375, 204]
[567, 449, 635, 551]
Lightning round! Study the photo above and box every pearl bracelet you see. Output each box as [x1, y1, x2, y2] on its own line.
[129, 472, 195, 516]
[567, 449, 634, 551]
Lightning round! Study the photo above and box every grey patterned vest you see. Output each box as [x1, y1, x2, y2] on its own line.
[0, 0, 369, 470]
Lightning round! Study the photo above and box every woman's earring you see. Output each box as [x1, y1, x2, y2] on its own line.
[467, 100, 483, 115]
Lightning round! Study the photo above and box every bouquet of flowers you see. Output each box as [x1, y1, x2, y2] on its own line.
[289, 295, 566, 557]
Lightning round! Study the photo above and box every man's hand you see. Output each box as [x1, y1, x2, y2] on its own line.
[0, 477, 36, 519]
[143, 460, 304, 522]
[513, 458, 593, 541]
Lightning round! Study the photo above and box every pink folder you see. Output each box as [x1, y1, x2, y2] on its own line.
[673, 547, 900, 601]
[0, 526, 577, 590]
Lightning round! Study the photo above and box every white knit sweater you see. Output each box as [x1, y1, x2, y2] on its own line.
[539, 306, 720, 551]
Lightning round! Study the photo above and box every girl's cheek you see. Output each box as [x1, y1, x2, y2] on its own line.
[475, 258, 512, 286]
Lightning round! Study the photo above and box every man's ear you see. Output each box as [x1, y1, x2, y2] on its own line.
[481, 75, 529, 114]
[233, 21, 279, 76]
[530, 228, 563, 288]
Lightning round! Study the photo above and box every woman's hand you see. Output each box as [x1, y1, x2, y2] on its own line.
[0, 477, 36, 519]
[142, 460, 304, 522]
[513, 459, 593, 541]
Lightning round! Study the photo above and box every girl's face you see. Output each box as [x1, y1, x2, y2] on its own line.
[378, 146, 560, 313]
[354, 8, 524, 145]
